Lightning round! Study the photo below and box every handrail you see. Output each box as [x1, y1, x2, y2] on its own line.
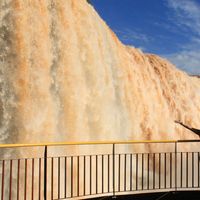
[0, 139, 199, 148]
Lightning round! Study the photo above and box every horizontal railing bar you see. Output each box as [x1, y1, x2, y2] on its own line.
[177, 140, 200, 143]
[0, 139, 200, 148]
[1, 151, 200, 162]
[0, 140, 178, 148]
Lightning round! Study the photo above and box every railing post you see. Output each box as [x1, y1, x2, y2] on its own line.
[175, 142, 177, 191]
[44, 146, 48, 200]
[112, 143, 116, 198]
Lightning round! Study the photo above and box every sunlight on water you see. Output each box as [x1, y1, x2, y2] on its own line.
[0, 0, 200, 198]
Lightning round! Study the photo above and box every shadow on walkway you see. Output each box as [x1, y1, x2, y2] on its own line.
[95, 191, 200, 200]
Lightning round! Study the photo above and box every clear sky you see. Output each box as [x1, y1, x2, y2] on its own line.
[90, 0, 200, 75]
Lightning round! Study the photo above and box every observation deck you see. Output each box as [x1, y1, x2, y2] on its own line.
[0, 140, 200, 199]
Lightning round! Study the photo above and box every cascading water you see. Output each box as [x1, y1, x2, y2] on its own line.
[0, 0, 200, 198]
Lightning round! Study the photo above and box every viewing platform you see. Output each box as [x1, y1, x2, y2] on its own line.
[0, 140, 200, 199]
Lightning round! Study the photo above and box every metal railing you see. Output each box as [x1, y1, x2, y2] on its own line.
[0, 140, 200, 199]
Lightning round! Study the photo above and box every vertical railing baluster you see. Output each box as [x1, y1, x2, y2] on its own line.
[24, 159, 27, 200]
[136, 154, 138, 191]
[77, 156, 79, 197]
[51, 158, 54, 200]
[39, 158, 41, 200]
[124, 154, 127, 192]
[9, 160, 12, 200]
[108, 154, 110, 193]
[130, 154, 132, 191]
[142, 154, 144, 190]
[147, 154, 149, 190]
[159, 153, 161, 189]
[1, 160, 5, 200]
[198, 152, 200, 188]
[118, 154, 121, 192]
[96, 155, 98, 194]
[71, 157, 73, 198]
[44, 146, 48, 200]
[192, 152, 194, 188]
[175, 142, 177, 191]
[58, 157, 60, 199]
[181, 152, 183, 188]
[153, 153, 155, 189]
[169, 152, 172, 188]
[64, 157, 66, 198]
[112, 144, 116, 197]
[83, 156, 86, 196]
[102, 155, 104, 194]
[17, 160, 20, 200]
[170, 153, 172, 188]
[32, 158, 34, 200]
[164, 153, 166, 189]
[90, 155, 92, 195]
[186, 152, 188, 188]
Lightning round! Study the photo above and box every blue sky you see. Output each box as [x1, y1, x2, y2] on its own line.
[90, 0, 200, 75]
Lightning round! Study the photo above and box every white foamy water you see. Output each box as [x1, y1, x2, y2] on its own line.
[0, 0, 200, 198]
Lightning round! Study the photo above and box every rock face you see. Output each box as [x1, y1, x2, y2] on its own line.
[0, 0, 200, 145]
